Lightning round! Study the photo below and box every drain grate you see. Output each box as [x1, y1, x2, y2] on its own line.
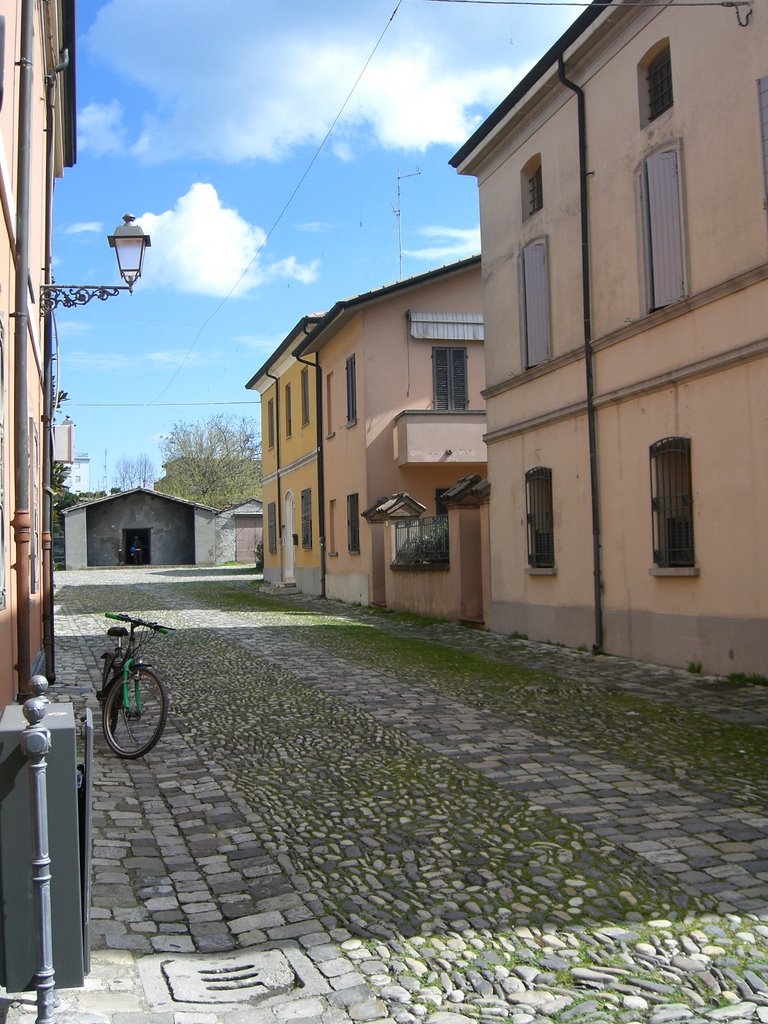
[163, 950, 296, 1004]
[138, 945, 331, 1012]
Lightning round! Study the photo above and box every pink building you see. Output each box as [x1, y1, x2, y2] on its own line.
[297, 257, 487, 608]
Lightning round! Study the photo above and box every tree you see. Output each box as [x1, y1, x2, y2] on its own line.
[114, 454, 156, 491]
[155, 414, 262, 508]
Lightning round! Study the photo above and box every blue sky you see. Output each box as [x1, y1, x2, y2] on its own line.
[54, 0, 581, 490]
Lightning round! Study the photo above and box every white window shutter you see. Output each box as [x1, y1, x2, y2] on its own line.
[643, 150, 685, 309]
[522, 242, 551, 368]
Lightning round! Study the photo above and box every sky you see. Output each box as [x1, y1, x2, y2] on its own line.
[53, 0, 582, 491]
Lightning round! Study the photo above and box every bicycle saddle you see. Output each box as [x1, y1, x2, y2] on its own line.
[107, 626, 129, 638]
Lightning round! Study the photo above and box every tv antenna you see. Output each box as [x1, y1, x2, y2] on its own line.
[393, 168, 420, 279]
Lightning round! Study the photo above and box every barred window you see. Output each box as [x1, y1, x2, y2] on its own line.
[347, 493, 360, 554]
[650, 437, 694, 567]
[525, 467, 554, 569]
[522, 154, 543, 219]
[647, 46, 673, 121]
[301, 488, 312, 549]
[267, 502, 277, 554]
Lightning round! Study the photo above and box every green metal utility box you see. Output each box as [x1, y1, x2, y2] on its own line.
[0, 703, 86, 992]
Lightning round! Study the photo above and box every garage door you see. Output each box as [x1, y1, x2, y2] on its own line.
[234, 516, 262, 563]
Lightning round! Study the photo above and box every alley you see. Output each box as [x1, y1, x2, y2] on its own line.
[6, 566, 768, 1024]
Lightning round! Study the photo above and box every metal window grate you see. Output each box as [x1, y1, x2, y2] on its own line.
[267, 502, 277, 555]
[393, 515, 449, 567]
[528, 164, 543, 216]
[345, 355, 357, 424]
[650, 436, 694, 567]
[648, 48, 673, 120]
[525, 467, 554, 568]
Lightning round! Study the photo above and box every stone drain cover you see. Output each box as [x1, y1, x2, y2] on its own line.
[138, 946, 331, 1011]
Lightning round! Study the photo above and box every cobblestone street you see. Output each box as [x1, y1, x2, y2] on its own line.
[4, 566, 768, 1024]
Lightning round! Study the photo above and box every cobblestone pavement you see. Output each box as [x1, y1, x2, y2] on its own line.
[4, 566, 768, 1024]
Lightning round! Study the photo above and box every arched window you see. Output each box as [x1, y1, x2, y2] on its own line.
[638, 41, 673, 126]
[521, 154, 543, 219]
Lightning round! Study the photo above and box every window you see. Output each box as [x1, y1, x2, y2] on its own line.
[432, 347, 468, 410]
[640, 149, 685, 311]
[285, 383, 292, 437]
[345, 355, 357, 425]
[759, 77, 768, 207]
[521, 242, 551, 368]
[267, 502, 277, 554]
[267, 398, 275, 450]
[301, 366, 310, 426]
[347, 493, 360, 553]
[301, 488, 312, 548]
[326, 371, 334, 434]
[328, 498, 337, 554]
[650, 437, 694, 567]
[522, 155, 543, 218]
[525, 467, 554, 569]
[647, 46, 673, 121]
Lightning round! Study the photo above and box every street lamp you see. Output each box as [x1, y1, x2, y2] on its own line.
[40, 213, 151, 314]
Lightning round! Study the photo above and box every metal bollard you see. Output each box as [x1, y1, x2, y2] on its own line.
[20, 676, 56, 1024]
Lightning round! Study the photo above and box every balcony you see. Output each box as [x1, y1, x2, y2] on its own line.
[393, 410, 487, 467]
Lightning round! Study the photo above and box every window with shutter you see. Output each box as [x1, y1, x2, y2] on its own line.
[301, 366, 310, 426]
[759, 77, 768, 208]
[301, 488, 312, 548]
[267, 502, 277, 554]
[432, 347, 468, 410]
[641, 150, 685, 311]
[521, 242, 551, 368]
[347, 493, 360, 553]
[267, 398, 275, 449]
[345, 355, 357, 424]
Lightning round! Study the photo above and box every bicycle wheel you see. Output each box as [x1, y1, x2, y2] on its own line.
[102, 666, 168, 758]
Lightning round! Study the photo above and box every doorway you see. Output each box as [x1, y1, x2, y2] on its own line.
[283, 493, 295, 582]
[123, 528, 151, 565]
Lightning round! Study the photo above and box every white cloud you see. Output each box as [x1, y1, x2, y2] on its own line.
[405, 226, 481, 263]
[136, 183, 319, 298]
[68, 349, 212, 371]
[65, 222, 103, 235]
[83, 0, 573, 163]
[78, 101, 127, 156]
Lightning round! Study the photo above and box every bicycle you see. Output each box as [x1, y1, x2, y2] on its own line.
[97, 612, 174, 758]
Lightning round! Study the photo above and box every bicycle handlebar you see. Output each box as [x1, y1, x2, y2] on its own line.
[105, 612, 174, 634]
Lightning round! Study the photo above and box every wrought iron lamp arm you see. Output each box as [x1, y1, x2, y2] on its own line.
[39, 283, 131, 316]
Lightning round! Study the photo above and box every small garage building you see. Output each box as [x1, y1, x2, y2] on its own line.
[63, 489, 218, 569]
[215, 498, 263, 564]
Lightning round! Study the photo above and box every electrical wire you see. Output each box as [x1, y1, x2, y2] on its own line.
[412, 0, 749, 7]
[149, 0, 404, 406]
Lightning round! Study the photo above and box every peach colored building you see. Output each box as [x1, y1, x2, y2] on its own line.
[1, 0, 76, 703]
[247, 317, 324, 595]
[297, 257, 486, 607]
[452, 0, 768, 673]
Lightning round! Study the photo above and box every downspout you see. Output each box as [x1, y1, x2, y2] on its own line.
[557, 54, 604, 652]
[12, 0, 35, 698]
[265, 373, 283, 580]
[41, 72, 57, 682]
[295, 352, 326, 598]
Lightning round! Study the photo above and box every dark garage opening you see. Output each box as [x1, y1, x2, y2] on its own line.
[123, 528, 151, 565]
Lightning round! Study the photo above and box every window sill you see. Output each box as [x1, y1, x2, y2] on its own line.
[649, 566, 700, 577]
[348, 549, 360, 556]
[345, 420, 357, 429]
[526, 567, 556, 576]
[325, 431, 335, 440]
[327, 551, 338, 558]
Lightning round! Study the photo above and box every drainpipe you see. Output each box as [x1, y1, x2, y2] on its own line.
[13, 0, 35, 699]
[557, 54, 604, 652]
[41, 73, 57, 682]
[295, 351, 326, 598]
[265, 373, 283, 581]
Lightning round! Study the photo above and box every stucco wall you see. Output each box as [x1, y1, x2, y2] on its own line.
[216, 501, 263, 564]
